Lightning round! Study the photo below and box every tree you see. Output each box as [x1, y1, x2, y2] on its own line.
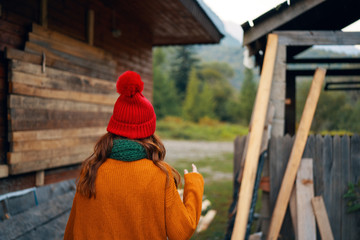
[198, 62, 235, 121]
[153, 48, 181, 119]
[182, 68, 201, 121]
[238, 67, 257, 124]
[170, 46, 199, 100]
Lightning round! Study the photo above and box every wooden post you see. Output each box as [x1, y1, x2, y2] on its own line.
[40, 0, 48, 28]
[231, 33, 278, 240]
[35, 170, 45, 186]
[295, 158, 316, 240]
[87, 9, 95, 46]
[311, 196, 334, 240]
[0, 165, 9, 178]
[267, 68, 326, 240]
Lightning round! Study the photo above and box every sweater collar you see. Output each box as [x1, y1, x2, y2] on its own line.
[109, 139, 147, 161]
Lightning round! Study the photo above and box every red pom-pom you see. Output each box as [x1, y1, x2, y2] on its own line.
[116, 71, 144, 97]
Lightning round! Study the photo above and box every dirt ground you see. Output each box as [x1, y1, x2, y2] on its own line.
[163, 140, 234, 162]
[163, 140, 234, 182]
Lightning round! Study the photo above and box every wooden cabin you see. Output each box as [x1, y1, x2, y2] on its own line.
[0, 0, 223, 194]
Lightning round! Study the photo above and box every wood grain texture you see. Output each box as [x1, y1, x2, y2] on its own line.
[10, 126, 106, 142]
[311, 196, 334, 240]
[295, 158, 316, 240]
[9, 152, 89, 174]
[8, 143, 94, 164]
[9, 82, 117, 105]
[231, 34, 278, 240]
[267, 68, 326, 240]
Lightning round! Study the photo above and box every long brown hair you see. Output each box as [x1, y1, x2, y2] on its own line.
[76, 132, 181, 198]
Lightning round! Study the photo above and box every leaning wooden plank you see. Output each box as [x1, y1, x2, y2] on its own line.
[295, 158, 316, 240]
[267, 68, 326, 240]
[32, 23, 114, 62]
[25, 41, 116, 76]
[0, 164, 9, 178]
[0, 191, 74, 239]
[10, 126, 106, 142]
[9, 152, 89, 174]
[231, 33, 278, 240]
[311, 196, 334, 240]
[8, 143, 94, 164]
[197, 210, 217, 233]
[10, 136, 98, 152]
[9, 82, 117, 105]
[9, 95, 113, 113]
[6, 48, 113, 80]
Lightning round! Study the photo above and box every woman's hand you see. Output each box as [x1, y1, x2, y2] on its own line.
[184, 163, 199, 174]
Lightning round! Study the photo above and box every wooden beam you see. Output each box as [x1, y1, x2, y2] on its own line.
[8, 144, 94, 164]
[9, 82, 117, 105]
[31, 24, 114, 63]
[9, 126, 106, 142]
[10, 136, 98, 152]
[276, 31, 360, 46]
[9, 95, 113, 113]
[311, 196, 334, 240]
[295, 158, 316, 240]
[40, 0, 48, 28]
[87, 9, 95, 46]
[0, 165, 8, 178]
[287, 58, 360, 64]
[243, 0, 325, 45]
[5, 48, 114, 81]
[9, 152, 88, 174]
[267, 68, 326, 240]
[287, 69, 360, 76]
[231, 34, 278, 240]
[35, 170, 44, 186]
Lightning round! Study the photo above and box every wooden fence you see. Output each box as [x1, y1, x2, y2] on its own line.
[269, 134, 360, 240]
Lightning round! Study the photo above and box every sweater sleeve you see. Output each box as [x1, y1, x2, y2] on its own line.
[165, 172, 204, 240]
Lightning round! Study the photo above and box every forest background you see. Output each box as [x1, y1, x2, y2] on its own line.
[153, 1, 360, 138]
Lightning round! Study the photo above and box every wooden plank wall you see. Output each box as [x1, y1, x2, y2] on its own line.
[269, 134, 360, 240]
[0, 0, 154, 194]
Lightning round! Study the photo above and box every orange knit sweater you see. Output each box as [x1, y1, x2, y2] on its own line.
[64, 158, 204, 240]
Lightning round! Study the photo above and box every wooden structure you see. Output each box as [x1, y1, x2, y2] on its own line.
[232, 134, 360, 239]
[0, 0, 222, 194]
[242, 0, 360, 137]
[269, 134, 360, 240]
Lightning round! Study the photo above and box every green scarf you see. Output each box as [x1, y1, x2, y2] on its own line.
[109, 139, 148, 161]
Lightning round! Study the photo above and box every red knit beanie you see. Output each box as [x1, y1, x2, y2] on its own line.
[107, 71, 156, 139]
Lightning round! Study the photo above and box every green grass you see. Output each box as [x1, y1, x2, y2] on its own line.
[156, 116, 248, 141]
[173, 153, 234, 240]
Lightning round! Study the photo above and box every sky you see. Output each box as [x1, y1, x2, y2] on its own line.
[203, 0, 360, 31]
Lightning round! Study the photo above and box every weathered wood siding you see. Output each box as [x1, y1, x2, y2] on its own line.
[269, 134, 360, 240]
[0, 0, 153, 193]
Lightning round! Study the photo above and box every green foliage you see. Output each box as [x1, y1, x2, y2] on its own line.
[343, 181, 360, 213]
[153, 48, 181, 119]
[238, 67, 257, 124]
[170, 46, 199, 99]
[296, 80, 360, 133]
[198, 62, 236, 122]
[156, 116, 248, 141]
[182, 68, 202, 121]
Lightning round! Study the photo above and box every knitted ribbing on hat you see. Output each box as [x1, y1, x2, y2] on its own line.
[109, 139, 147, 161]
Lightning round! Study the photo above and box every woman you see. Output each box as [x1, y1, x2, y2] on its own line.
[64, 71, 204, 240]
